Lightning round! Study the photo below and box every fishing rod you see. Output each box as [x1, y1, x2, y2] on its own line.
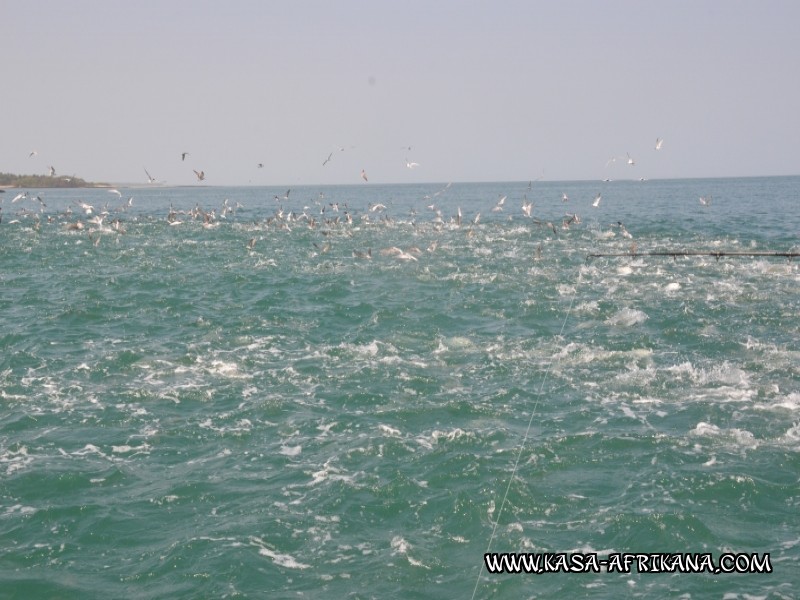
[586, 250, 799, 262]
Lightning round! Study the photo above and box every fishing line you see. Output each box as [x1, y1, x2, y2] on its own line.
[470, 247, 796, 597]
[470, 260, 586, 600]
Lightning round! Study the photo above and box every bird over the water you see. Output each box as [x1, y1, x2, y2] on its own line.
[193, 170, 205, 181]
[361, 169, 368, 182]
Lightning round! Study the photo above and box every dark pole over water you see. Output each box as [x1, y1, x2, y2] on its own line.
[586, 250, 799, 261]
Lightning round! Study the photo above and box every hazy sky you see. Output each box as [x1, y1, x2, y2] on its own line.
[3, 1, 799, 186]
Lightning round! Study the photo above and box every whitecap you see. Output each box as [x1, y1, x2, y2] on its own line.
[206, 360, 242, 378]
[447, 336, 475, 350]
[3, 504, 37, 517]
[430, 428, 469, 443]
[249, 536, 311, 569]
[111, 444, 150, 455]
[339, 340, 380, 357]
[71, 444, 111, 459]
[606, 308, 648, 327]
[770, 393, 800, 412]
[689, 422, 759, 450]
[280, 444, 302, 457]
[378, 424, 402, 437]
[780, 422, 800, 448]
[390, 535, 411, 555]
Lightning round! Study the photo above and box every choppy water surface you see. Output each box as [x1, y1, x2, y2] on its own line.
[1, 177, 798, 598]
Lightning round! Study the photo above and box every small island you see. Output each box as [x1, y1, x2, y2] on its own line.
[0, 172, 109, 189]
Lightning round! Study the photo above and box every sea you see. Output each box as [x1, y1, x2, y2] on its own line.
[0, 176, 798, 599]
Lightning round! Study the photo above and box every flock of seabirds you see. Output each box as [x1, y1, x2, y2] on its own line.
[2, 139, 701, 260]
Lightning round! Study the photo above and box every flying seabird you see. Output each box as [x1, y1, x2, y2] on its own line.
[405, 159, 419, 169]
[533, 218, 557, 235]
[521, 198, 533, 218]
[592, 193, 602, 207]
[144, 168, 157, 183]
[313, 241, 331, 255]
[48, 166, 56, 177]
[380, 246, 418, 262]
[322, 152, 333, 166]
[361, 169, 368, 182]
[75, 201, 95, 215]
[181, 152, 189, 161]
[491, 194, 506, 212]
[562, 213, 580, 229]
[626, 153, 635, 166]
[655, 138, 664, 150]
[193, 170, 205, 181]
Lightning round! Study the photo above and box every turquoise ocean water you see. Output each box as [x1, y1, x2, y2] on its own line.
[1, 177, 798, 599]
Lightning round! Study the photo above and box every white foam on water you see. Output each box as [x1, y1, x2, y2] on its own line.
[557, 283, 577, 296]
[339, 340, 380, 357]
[665, 361, 696, 376]
[606, 308, 648, 327]
[2, 504, 38, 517]
[430, 428, 470, 444]
[0, 445, 34, 475]
[779, 422, 800, 449]
[111, 443, 151, 455]
[249, 536, 310, 570]
[279, 444, 302, 457]
[413, 428, 471, 450]
[307, 459, 358, 487]
[71, 444, 113, 460]
[699, 362, 751, 387]
[150, 495, 180, 505]
[389, 535, 427, 567]
[378, 424, 402, 437]
[205, 359, 246, 379]
[689, 422, 759, 450]
[757, 392, 800, 413]
[574, 300, 600, 315]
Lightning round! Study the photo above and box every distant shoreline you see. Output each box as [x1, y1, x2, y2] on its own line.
[0, 172, 110, 189]
[0, 184, 112, 189]
[2, 173, 798, 191]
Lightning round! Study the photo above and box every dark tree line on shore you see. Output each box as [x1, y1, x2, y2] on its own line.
[0, 172, 105, 188]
